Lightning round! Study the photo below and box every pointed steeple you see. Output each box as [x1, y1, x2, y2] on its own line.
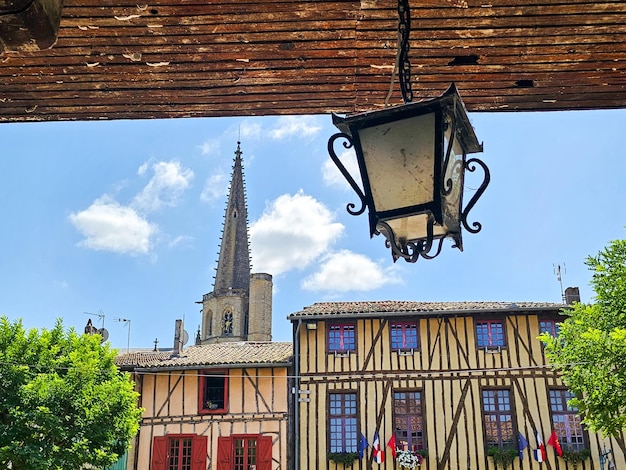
[213, 141, 251, 296]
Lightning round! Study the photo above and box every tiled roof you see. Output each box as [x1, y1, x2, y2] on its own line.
[288, 301, 565, 319]
[115, 342, 292, 370]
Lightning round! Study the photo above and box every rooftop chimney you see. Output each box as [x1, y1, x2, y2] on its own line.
[173, 319, 184, 356]
[564, 287, 580, 305]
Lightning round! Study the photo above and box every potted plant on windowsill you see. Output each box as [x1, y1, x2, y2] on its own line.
[486, 446, 517, 469]
[561, 449, 591, 465]
[205, 400, 219, 410]
[396, 449, 424, 469]
[327, 452, 359, 466]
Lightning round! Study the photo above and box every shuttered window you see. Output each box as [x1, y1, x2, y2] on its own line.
[151, 435, 207, 470]
[217, 435, 272, 470]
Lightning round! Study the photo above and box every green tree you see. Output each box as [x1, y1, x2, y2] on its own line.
[0, 317, 143, 470]
[540, 239, 626, 452]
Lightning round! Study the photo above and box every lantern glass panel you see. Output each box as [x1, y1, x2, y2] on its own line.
[358, 112, 436, 213]
[440, 123, 465, 237]
[386, 213, 447, 241]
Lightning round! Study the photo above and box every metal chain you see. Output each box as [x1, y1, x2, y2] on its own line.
[397, 0, 413, 103]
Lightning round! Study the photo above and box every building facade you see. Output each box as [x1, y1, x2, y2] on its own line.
[289, 300, 626, 470]
[117, 341, 292, 470]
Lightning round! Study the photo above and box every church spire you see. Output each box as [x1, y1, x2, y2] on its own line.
[199, 140, 273, 344]
[213, 141, 251, 296]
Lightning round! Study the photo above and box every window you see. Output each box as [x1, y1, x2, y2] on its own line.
[327, 323, 356, 352]
[217, 434, 272, 470]
[151, 434, 207, 470]
[199, 370, 228, 413]
[539, 319, 561, 337]
[549, 389, 585, 451]
[223, 308, 234, 336]
[328, 392, 358, 453]
[482, 389, 514, 448]
[391, 322, 419, 351]
[476, 320, 506, 348]
[393, 390, 425, 451]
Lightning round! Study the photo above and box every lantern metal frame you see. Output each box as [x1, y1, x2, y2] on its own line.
[328, 83, 490, 263]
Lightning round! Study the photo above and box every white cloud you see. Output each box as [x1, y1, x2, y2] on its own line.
[137, 161, 150, 176]
[132, 161, 194, 212]
[322, 147, 362, 190]
[200, 170, 228, 203]
[199, 139, 220, 156]
[168, 235, 194, 248]
[69, 196, 156, 255]
[250, 190, 344, 275]
[240, 121, 263, 140]
[268, 116, 322, 140]
[301, 250, 403, 292]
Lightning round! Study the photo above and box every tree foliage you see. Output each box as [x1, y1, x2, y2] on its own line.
[540, 238, 626, 438]
[0, 317, 143, 470]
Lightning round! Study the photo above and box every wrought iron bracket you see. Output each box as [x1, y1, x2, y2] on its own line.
[327, 132, 368, 216]
[461, 157, 491, 234]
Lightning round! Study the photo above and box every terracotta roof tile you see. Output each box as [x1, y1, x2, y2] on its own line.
[116, 342, 292, 370]
[288, 301, 565, 319]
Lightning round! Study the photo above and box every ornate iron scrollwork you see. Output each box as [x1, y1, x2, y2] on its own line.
[461, 157, 491, 234]
[327, 132, 367, 216]
[376, 216, 446, 263]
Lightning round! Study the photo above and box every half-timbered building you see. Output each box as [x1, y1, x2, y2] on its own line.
[117, 339, 292, 470]
[289, 296, 626, 470]
[116, 141, 293, 470]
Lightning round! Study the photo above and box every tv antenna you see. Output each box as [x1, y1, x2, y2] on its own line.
[84, 309, 105, 328]
[83, 310, 109, 343]
[554, 263, 566, 302]
[114, 317, 132, 353]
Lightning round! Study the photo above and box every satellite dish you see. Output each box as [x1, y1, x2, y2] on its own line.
[97, 328, 109, 343]
[182, 330, 189, 346]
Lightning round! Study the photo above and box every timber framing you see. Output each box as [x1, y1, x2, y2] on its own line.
[1, 0, 626, 122]
[290, 300, 626, 470]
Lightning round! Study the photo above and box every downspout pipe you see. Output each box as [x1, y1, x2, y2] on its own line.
[293, 319, 302, 470]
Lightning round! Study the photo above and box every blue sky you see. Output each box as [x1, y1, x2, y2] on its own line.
[1, 109, 625, 351]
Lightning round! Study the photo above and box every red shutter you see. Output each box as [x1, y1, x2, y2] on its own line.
[151, 436, 168, 470]
[216, 436, 233, 470]
[257, 435, 273, 470]
[192, 435, 208, 470]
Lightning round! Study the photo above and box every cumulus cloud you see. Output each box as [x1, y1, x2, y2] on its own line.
[199, 139, 220, 156]
[69, 196, 156, 255]
[301, 250, 403, 292]
[268, 116, 322, 140]
[200, 170, 228, 203]
[250, 190, 344, 275]
[240, 121, 263, 140]
[322, 147, 362, 190]
[132, 161, 194, 212]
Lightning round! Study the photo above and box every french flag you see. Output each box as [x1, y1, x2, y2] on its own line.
[372, 431, 385, 464]
[534, 431, 547, 462]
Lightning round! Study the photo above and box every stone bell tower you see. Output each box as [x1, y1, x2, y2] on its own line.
[199, 142, 273, 344]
